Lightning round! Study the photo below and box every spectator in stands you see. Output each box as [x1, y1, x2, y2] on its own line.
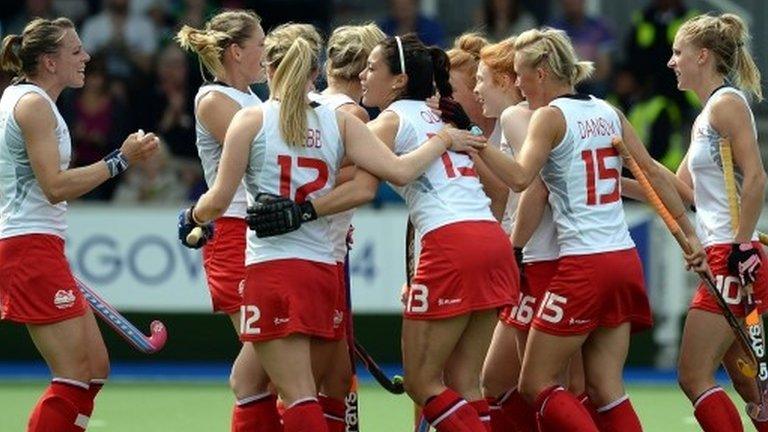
[63, 55, 131, 200]
[137, 45, 197, 160]
[5, 0, 55, 36]
[547, 0, 615, 97]
[378, 0, 445, 47]
[80, 0, 158, 77]
[476, 0, 536, 42]
[112, 139, 187, 203]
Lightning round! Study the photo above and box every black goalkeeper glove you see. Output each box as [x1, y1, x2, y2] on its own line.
[438, 97, 473, 130]
[246, 192, 318, 238]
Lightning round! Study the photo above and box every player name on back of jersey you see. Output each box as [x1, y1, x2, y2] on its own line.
[577, 116, 617, 139]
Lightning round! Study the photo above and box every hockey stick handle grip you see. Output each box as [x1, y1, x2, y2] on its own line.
[186, 226, 203, 245]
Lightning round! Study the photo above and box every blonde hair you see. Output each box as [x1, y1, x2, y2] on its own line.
[480, 36, 517, 85]
[326, 23, 385, 81]
[175, 10, 261, 79]
[513, 27, 594, 86]
[447, 32, 489, 90]
[678, 13, 762, 101]
[264, 24, 322, 145]
[1, 17, 74, 79]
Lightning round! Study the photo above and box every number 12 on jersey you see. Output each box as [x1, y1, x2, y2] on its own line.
[277, 155, 329, 203]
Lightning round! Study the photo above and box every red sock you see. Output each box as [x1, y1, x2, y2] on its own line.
[496, 389, 537, 432]
[595, 395, 642, 432]
[231, 393, 282, 432]
[534, 385, 598, 432]
[319, 395, 346, 432]
[85, 379, 105, 417]
[283, 398, 328, 432]
[693, 387, 744, 432]
[28, 380, 91, 431]
[753, 419, 768, 432]
[470, 399, 491, 432]
[422, 388, 486, 432]
[576, 392, 601, 429]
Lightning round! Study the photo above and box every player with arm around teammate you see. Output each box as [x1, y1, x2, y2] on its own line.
[177, 28, 482, 432]
[0, 18, 158, 431]
[473, 27, 708, 431]
[175, 10, 281, 432]
[667, 13, 768, 432]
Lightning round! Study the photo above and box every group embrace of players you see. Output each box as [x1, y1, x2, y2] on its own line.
[1, 6, 767, 432]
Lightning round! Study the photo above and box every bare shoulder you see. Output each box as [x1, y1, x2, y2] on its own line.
[14, 92, 55, 128]
[231, 105, 264, 132]
[709, 92, 752, 132]
[337, 103, 369, 122]
[500, 104, 533, 127]
[197, 90, 240, 115]
[368, 110, 400, 131]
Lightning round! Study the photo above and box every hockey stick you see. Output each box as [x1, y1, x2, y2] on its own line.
[74, 276, 167, 354]
[611, 137, 758, 377]
[720, 138, 768, 420]
[352, 339, 404, 394]
[343, 249, 361, 431]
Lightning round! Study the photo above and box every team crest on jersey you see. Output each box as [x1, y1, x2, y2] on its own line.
[53, 290, 76, 310]
[333, 309, 344, 328]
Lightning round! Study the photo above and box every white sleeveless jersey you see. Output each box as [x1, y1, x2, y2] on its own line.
[498, 115, 559, 262]
[688, 86, 758, 247]
[385, 100, 495, 235]
[497, 121, 518, 235]
[244, 100, 344, 265]
[543, 95, 634, 256]
[194, 84, 262, 218]
[0, 84, 70, 239]
[309, 91, 357, 262]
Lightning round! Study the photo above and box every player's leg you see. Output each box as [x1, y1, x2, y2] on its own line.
[568, 349, 600, 425]
[444, 310, 499, 431]
[402, 314, 486, 432]
[227, 312, 278, 432]
[678, 309, 743, 432]
[582, 323, 641, 432]
[316, 339, 353, 432]
[255, 335, 329, 432]
[722, 341, 768, 432]
[82, 308, 109, 421]
[518, 328, 596, 431]
[27, 314, 97, 431]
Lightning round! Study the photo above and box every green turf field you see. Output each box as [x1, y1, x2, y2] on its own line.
[0, 381, 753, 431]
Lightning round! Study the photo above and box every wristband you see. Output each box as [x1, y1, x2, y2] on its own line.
[103, 149, 129, 178]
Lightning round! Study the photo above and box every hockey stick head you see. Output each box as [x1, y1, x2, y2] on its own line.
[146, 320, 168, 353]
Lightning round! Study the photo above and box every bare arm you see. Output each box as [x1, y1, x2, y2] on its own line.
[473, 156, 509, 222]
[19, 93, 157, 204]
[341, 110, 484, 187]
[710, 94, 766, 242]
[476, 107, 564, 192]
[510, 177, 548, 248]
[622, 160, 694, 205]
[193, 107, 261, 222]
[196, 91, 241, 145]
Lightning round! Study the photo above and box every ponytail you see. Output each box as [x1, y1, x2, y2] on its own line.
[176, 25, 229, 79]
[273, 38, 317, 145]
[429, 47, 453, 98]
[0, 34, 23, 75]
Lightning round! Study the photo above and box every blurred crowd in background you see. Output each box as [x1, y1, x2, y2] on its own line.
[0, 0, 717, 205]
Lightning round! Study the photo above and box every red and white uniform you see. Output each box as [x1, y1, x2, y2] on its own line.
[532, 94, 651, 335]
[194, 84, 262, 314]
[240, 100, 345, 341]
[386, 100, 517, 319]
[309, 91, 358, 339]
[687, 86, 768, 315]
[0, 83, 85, 323]
[497, 117, 560, 330]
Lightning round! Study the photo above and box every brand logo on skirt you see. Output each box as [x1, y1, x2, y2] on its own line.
[438, 298, 462, 306]
[237, 280, 245, 298]
[333, 310, 344, 328]
[273, 317, 290, 326]
[53, 290, 76, 309]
